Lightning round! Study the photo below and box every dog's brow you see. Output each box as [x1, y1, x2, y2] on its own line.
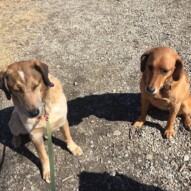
[33, 80, 40, 86]
[18, 71, 26, 83]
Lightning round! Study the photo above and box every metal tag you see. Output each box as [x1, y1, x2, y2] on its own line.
[163, 83, 171, 91]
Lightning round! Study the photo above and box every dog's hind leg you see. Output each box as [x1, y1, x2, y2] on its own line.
[181, 95, 191, 131]
[60, 119, 83, 156]
[184, 115, 191, 131]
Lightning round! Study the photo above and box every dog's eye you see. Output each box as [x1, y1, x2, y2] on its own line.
[33, 83, 40, 90]
[160, 68, 168, 74]
[14, 87, 23, 93]
[148, 65, 153, 71]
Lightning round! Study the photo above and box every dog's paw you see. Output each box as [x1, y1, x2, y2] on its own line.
[67, 142, 83, 156]
[43, 170, 50, 183]
[164, 129, 175, 139]
[133, 121, 144, 128]
[12, 135, 21, 148]
[185, 123, 191, 131]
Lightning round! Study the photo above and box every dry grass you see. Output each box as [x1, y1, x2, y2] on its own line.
[0, 0, 45, 69]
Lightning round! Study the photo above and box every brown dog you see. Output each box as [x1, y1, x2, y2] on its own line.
[0, 60, 82, 183]
[133, 47, 191, 138]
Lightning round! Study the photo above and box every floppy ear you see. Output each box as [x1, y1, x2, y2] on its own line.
[172, 58, 183, 81]
[0, 70, 11, 100]
[34, 61, 53, 87]
[140, 49, 153, 72]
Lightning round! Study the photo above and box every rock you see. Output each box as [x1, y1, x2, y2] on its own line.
[146, 154, 153, 160]
[113, 130, 121, 136]
[184, 155, 189, 162]
[73, 82, 78, 86]
[111, 170, 116, 176]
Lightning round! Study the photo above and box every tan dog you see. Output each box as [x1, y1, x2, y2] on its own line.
[134, 47, 191, 138]
[0, 60, 82, 183]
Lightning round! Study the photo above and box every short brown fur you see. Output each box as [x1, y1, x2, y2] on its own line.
[134, 47, 191, 138]
[0, 60, 82, 183]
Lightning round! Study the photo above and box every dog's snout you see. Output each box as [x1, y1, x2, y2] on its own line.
[146, 86, 156, 94]
[28, 109, 40, 118]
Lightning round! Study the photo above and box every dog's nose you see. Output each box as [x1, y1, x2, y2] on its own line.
[28, 109, 40, 118]
[146, 86, 155, 94]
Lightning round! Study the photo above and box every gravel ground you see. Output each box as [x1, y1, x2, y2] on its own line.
[0, 0, 191, 190]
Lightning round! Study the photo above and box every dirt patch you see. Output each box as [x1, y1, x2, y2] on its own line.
[0, 0, 46, 68]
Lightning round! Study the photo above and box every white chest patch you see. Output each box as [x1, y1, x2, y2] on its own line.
[18, 71, 26, 82]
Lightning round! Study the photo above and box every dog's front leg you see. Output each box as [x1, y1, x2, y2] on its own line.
[164, 103, 181, 139]
[133, 96, 150, 128]
[60, 119, 83, 156]
[30, 134, 50, 183]
[9, 110, 26, 148]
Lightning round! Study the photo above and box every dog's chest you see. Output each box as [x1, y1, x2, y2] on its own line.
[48, 102, 67, 125]
[22, 118, 39, 132]
[21, 102, 67, 132]
[149, 97, 171, 110]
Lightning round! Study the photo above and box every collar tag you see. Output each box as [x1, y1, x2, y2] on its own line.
[163, 83, 171, 91]
[49, 82, 54, 87]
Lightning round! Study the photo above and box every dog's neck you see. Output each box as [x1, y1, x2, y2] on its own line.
[42, 87, 52, 116]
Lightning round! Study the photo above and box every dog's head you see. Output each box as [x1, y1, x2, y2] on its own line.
[0, 60, 52, 118]
[140, 47, 183, 94]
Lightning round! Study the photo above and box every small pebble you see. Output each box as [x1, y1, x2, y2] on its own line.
[146, 154, 153, 160]
[184, 154, 189, 162]
[111, 170, 116, 176]
[113, 130, 121, 136]
[73, 82, 78, 86]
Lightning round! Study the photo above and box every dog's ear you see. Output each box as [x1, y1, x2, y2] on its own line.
[0, 70, 11, 100]
[33, 61, 53, 87]
[172, 58, 183, 81]
[140, 49, 153, 72]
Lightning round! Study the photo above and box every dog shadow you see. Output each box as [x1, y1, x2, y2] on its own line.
[68, 93, 141, 126]
[0, 93, 169, 177]
[68, 93, 167, 133]
[78, 171, 165, 191]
